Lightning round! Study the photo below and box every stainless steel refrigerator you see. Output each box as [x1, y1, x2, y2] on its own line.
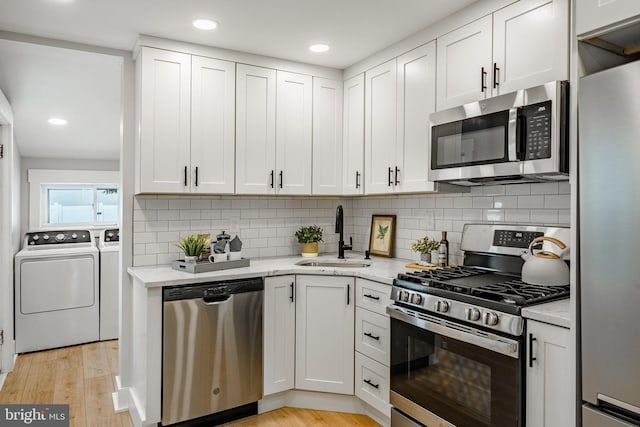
[580, 60, 640, 426]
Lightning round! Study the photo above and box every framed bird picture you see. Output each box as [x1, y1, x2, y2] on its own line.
[368, 214, 396, 257]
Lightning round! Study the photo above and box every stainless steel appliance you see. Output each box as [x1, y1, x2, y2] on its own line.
[580, 60, 640, 426]
[388, 224, 570, 427]
[162, 278, 263, 426]
[429, 81, 569, 186]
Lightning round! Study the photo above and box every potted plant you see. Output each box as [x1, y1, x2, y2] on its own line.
[295, 225, 324, 258]
[411, 235, 441, 264]
[175, 234, 209, 263]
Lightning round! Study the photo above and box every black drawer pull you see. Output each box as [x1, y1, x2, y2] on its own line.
[363, 294, 380, 301]
[355, 171, 360, 189]
[195, 166, 199, 187]
[290, 282, 294, 302]
[364, 379, 379, 389]
[529, 333, 537, 368]
[184, 166, 188, 186]
[388, 167, 393, 186]
[481, 66, 487, 92]
[364, 332, 380, 341]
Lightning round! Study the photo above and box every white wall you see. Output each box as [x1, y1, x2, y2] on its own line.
[19, 157, 119, 235]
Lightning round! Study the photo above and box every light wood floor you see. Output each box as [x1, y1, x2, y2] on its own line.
[0, 341, 380, 427]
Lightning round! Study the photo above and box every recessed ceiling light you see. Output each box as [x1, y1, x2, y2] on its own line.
[192, 19, 218, 30]
[48, 117, 68, 126]
[309, 44, 330, 53]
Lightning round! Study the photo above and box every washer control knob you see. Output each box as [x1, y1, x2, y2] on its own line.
[32, 235, 40, 241]
[71, 233, 78, 239]
[107, 232, 114, 237]
[435, 300, 450, 313]
[56, 233, 65, 241]
[465, 308, 481, 322]
[43, 234, 50, 240]
[410, 293, 423, 305]
[399, 290, 410, 303]
[483, 312, 500, 326]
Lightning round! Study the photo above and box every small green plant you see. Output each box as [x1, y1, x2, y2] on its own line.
[175, 234, 209, 257]
[295, 225, 324, 243]
[411, 236, 441, 254]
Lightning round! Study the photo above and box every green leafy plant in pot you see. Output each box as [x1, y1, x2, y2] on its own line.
[295, 225, 324, 258]
[411, 235, 441, 264]
[175, 234, 209, 263]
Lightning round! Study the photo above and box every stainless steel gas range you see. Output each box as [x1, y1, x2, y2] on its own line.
[388, 224, 570, 427]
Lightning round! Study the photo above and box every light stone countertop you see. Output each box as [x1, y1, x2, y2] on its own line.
[521, 298, 570, 328]
[128, 253, 415, 288]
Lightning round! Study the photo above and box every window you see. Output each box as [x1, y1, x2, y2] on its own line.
[29, 169, 120, 229]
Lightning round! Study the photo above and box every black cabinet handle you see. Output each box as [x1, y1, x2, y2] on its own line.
[355, 171, 360, 189]
[347, 284, 350, 305]
[481, 67, 487, 93]
[195, 166, 199, 187]
[364, 379, 379, 389]
[388, 167, 393, 186]
[279, 170, 283, 189]
[184, 166, 188, 186]
[290, 282, 294, 302]
[528, 333, 537, 367]
[394, 166, 400, 185]
[363, 294, 380, 301]
[270, 170, 274, 188]
[493, 63, 500, 89]
[364, 332, 380, 341]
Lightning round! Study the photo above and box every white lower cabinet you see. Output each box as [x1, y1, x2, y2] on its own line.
[355, 352, 390, 417]
[526, 319, 572, 427]
[295, 275, 355, 394]
[263, 275, 296, 396]
[355, 307, 390, 366]
[355, 278, 393, 316]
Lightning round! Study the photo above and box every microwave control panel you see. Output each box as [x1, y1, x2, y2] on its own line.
[522, 100, 552, 160]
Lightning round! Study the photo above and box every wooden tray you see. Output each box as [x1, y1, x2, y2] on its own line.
[404, 263, 444, 271]
[172, 258, 250, 273]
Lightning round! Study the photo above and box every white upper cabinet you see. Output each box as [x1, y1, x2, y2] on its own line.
[493, 0, 569, 94]
[342, 74, 365, 195]
[437, 0, 569, 110]
[437, 15, 493, 110]
[137, 47, 235, 194]
[138, 47, 192, 193]
[190, 56, 236, 194]
[312, 77, 343, 195]
[365, 59, 397, 194]
[396, 42, 437, 193]
[577, 0, 640, 36]
[276, 71, 313, 195]
[235, 64, 277, 195]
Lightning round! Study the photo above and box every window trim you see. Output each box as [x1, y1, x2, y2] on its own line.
[28, 169, 120, 231]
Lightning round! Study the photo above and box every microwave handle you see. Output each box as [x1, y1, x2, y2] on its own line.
[508, 108, 518, 161]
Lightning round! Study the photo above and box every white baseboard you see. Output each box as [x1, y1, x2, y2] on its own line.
[112, 375, 130, 413]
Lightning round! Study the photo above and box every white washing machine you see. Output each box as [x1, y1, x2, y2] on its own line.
[98, 228, 119, 341]
[14, 230, 99, 353]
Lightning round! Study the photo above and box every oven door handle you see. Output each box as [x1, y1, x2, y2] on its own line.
[387, 305, 520, 358]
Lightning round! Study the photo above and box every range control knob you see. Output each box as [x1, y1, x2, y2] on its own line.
[483, 312, 500, 326]
[32, 235, 40, 241]
[399, 290, 410, 303]
[410, 293, 423, 305]
[107, 232, 114, 237]
[71, 233, 78, 239]
[465, 308, 481, 322]
[435, 300, 450, 313]
[55, 233, 65, 241]
[43, 234, 50, 240]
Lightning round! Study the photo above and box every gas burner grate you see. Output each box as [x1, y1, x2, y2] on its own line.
[402, 266, 486, 281]
[471, 279, 570, 305]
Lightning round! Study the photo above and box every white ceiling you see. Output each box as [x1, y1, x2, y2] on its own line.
[0, 0, 477, 161]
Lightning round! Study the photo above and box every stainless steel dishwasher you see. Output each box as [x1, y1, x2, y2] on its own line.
[162, 278, 263, 426]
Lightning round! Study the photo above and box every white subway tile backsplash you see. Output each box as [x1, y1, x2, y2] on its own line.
[157, 210, 180, 220]
[493, 196, 517, 209]
[505, 209, 531, 223]
[453, 197, 473, 209]
[472, 197, 493, 209]
[133, 255, 156, 266]
[505, 184, 531, 195]
[484, 209, 504, 222]
[545, 194, 570, 209]
[145, 199, 168, 210]
[169, 199, 191, 210]
[134, 232, 156, 244]
[134, 244, 146, 255]
[180, 210, 201, 220]
[558, 182, 571, 194]
[518, 195, 545, 209]
[190, 199, 212, 209]
[531, 182, 559, 195]
[530, 209, 559, 224]
[146, 243, 168, 254]
[146, 221, 169, 232]
[483, 185, 506, 196]
[156, 231, 180, 243]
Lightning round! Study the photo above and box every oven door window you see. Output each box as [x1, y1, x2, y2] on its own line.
[432, 110, 510, 169]
[390, 317, 521, 427]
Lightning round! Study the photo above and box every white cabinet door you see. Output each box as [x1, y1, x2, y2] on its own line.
[190, 56, 235, 194]
[355, 352, 390, 417]
[526, 320, 573, 427]
[577, 0, 640, 36]
[235, 64, 277, 195]
[343, 73, 365, 195]
[295, 275, 354, 395]
[264, 276, 296, 396]
[493, 0, 569, 95]
[138, 47, 191, 193]
[365, 59, 397, 195]
[276, 71, 312, 195]
[396, 42, 437, 193]
[312, 77, 343, 195]
[436, 15, 493, 110]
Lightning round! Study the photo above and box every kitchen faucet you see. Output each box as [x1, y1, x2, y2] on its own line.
[335, 205, 352, 259]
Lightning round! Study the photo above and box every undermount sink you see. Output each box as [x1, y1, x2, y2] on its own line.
[295, 259, 372, 268]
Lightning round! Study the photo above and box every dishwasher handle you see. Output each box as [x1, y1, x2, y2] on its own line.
[203, 292, 232, 305]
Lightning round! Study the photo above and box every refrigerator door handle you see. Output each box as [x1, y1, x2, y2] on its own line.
[598, 393, 640, 418]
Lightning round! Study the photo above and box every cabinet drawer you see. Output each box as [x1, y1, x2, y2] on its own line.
[355, 307, 390, 366]
[355, 278, 392, 315]
[355, 352, 390, 417]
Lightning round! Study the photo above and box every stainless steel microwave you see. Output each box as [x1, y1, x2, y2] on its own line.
[429, 81, 569, 186]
